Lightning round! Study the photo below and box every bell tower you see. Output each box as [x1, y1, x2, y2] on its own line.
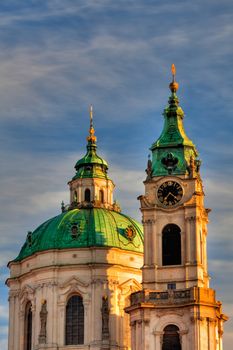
[126, 66, 227, 350]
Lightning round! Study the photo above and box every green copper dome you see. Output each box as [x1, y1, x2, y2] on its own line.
[14, 208, 143, 262]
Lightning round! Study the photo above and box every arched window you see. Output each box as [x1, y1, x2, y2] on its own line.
[99, 190, 104, 203]
[162, 324, 181, 350]
[162, 224, 181, 266]
[65, 295, 84, 345]
[84, 189, 91, 202]
[24, 301, 32, 350]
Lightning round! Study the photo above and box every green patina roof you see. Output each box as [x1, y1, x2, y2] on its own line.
[14, 208, 143, 262]
[150, 90, 200, 177]
[73, 140, 109, 180]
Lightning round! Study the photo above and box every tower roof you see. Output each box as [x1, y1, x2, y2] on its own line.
[73, 106, 109, 180]
[150, 65, 200, 177]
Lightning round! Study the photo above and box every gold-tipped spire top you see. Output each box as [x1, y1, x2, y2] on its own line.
[171, 64, 176, 81]
[87, 104, 97, 143]
[169, 64, 179, 93]
[90, 104, 93, 129]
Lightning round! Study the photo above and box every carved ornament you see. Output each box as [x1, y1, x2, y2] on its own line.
[138, 195, 155, 208]
[142, 219, 156, 225]
[59, 276, 89, 289]
[19, 284, 35, 302]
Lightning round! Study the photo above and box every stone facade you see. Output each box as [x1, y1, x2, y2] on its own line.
[141, 175, 209, 290]
[7, 247, 143, 350]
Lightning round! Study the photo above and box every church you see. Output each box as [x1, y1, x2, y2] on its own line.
[6, 66, 227, 350]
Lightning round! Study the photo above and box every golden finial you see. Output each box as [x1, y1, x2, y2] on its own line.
[87, 104, 97, 143]
[171, 64, 176, 80]
[169, 63, 179, 93]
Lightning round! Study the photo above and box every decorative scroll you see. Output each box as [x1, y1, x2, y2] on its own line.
[161, 153, 178, 174]
[125, 225, 136, 241]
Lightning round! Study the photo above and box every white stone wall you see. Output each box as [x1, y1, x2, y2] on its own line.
[126, 171, 227, 350]
[69, 177, 115, 209]
[129, 305, 224, 350]
[141, 175, 209, 290]
[7, 247, 143, 350]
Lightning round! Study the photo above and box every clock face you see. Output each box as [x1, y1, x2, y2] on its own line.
[157, 181, 183, 206]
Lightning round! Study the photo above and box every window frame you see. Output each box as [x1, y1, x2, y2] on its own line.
[162, 224, 182, 266]
[65, 294, 84, 345]
[24, 301, 32, 350]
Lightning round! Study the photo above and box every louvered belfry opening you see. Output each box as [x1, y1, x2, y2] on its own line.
[65, 295, 84, 345]
[162, 324, 181, 350]
[84, 188, 91, 202]
[24, 301, 32, 350]
[162, 224, 181, 265]
[99, 189, 104, 203]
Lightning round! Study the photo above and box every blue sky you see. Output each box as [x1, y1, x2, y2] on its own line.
[0, 1, 233, 348]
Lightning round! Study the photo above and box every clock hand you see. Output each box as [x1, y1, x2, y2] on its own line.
[164, 192, 173, 202]
[169, 192, 177, 200]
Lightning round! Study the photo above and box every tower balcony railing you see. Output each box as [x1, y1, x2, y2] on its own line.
[130, 287, 216, 306]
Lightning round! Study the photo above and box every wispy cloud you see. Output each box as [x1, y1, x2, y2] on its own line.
[0, 304, 8, 321]
[0, 1, 232, 348]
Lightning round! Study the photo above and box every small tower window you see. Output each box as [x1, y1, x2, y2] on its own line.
[84, 189, 91, 202]
[167, 282, 176, 290]
[65, 295, 84, 345]
[162, 224, 181, 266]
[99, 190, 104, 203]
[162, 324, 181, 350]
[24, 301, 32, 350]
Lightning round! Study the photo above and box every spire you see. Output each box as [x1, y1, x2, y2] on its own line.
[149, 65, 200, 177]
[169, 64, 179, 93]
[167, 64, 180, 107]
[73, 106, 109, 180]
[87, 105, 97, 144]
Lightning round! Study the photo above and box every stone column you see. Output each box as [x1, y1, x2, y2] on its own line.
[189, 217, 196, 263]
[136, 320, 142, 350]
[8, 293, 17, 350]
[151, 219, 157, 266]
[117, 294, 125, 348]
[19, 307, 25, 350]
[31, 301, 36, 350]
[142, 219, 149, 266]
[195, 217, 201, 264]
[185, 217, 191, 264]
[130, 321, 136, 350]
[108, 279, 119, 347]
[143, 320, 150, 349]
[153, 331, 163, 350]
[57, 299, 65, 346]
[179, 330, 188, 350]
[83, 294, 91, 344]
